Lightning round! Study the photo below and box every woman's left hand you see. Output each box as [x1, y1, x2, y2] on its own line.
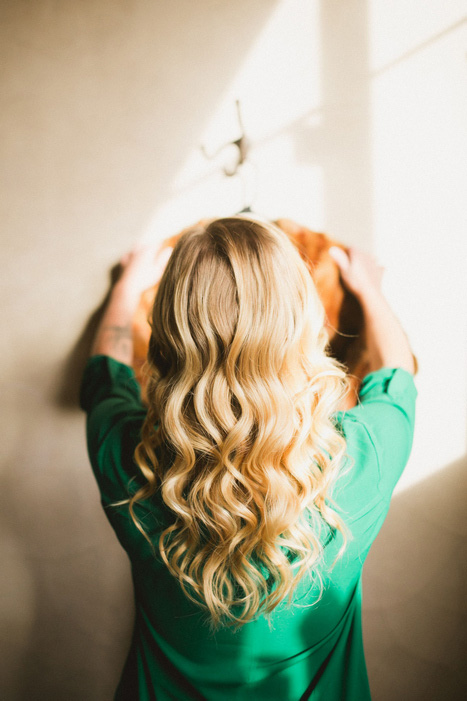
[118, 243, 173, 298]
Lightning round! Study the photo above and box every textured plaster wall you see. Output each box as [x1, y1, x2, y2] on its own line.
[1, 1, 466, 699]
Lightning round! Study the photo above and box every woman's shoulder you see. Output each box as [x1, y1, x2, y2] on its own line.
[332, 366, 417, 508]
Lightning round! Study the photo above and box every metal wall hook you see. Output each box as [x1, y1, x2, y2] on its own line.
[200, 100, 250, 177]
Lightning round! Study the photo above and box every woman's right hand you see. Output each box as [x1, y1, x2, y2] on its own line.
[118, 244, 173, 298]
[328, 246, 384, 300]
[329, 245, 416, 374]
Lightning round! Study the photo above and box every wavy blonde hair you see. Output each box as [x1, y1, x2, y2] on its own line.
[127, 216, 349, 628]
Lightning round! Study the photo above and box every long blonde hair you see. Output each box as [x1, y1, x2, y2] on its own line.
[128, 216, 349, 628]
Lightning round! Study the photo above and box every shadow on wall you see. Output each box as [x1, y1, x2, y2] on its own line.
[294, 0, 372, 241]
[0, 465, 135, 701]
[363, 453, 467, 701]
[56, 264, 122, 409]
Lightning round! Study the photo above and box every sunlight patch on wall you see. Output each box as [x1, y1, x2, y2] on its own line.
[369, 0, 466, 72]
[369, 2, 467, 492]
[139, 0, 324, 243]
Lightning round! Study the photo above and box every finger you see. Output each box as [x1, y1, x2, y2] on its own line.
[155, 246, 173, 269]
[328, 246, 349, 272]
[129, 242, 161, 258]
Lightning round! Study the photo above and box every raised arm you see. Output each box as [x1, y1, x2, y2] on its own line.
[329, 246, 415, 375]
[91, 244, 172, 365]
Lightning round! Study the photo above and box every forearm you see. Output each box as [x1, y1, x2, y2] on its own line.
[359, 291, 415, 375]
[90, 282, 140, 365]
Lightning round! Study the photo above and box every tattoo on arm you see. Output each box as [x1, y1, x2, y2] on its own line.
[102, 324, 132, 343]
[93, 324, 133, 364]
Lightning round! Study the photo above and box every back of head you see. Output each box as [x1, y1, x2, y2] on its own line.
[132, 216, 349, 628]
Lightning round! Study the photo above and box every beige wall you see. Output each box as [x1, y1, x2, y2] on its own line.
[1, 1, 466, 699]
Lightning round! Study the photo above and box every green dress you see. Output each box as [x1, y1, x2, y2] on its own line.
[80, 355, 417, 700]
